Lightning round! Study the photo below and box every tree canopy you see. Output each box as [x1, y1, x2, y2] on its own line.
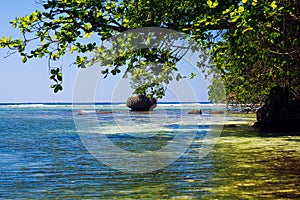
[0, 0, 299, 103]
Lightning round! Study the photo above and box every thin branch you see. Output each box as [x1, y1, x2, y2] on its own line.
[3, 50, 17, 58]
[269, 49, 298, 55]
[109, 16, 127, 31]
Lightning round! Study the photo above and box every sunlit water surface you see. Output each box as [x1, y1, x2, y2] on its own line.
[1, 104, 300, 199]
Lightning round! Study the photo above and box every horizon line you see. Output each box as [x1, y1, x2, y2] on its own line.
[0, 101, 213, 105]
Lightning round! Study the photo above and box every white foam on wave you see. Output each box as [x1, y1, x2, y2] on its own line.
[77, 114, 224, 135]
[100, 125, 174, 134]
[157, 103, 225, 108]
[77, 123, 213, 135]
[0, 104, 66, 108]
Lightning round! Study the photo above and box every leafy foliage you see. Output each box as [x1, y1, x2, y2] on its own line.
[210, 0, 300, 103]
[49, 67, 63, 93]
[0, 0, 299, 103]
[87, 29, 194, 98]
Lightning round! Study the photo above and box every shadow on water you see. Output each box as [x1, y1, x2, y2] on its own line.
[209, 125, 300, 199]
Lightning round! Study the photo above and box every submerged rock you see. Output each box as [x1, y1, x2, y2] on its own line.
[208, 110, 225, 114]
[96, 110, 113, 114]
[225, 124, 238, 128]
[188, 109, 202, 114]
[126, 95, 157, 111]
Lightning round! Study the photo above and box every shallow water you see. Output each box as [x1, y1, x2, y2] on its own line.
[0, 104, 300, 199]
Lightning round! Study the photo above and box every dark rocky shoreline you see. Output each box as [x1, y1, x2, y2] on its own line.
[254, 86, 300, 132]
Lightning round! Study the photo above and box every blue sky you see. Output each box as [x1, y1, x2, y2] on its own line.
[0, 0, 209, 103]
[0, 0, 78, 103]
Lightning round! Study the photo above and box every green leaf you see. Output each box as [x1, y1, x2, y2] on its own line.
[222, 8, 231, 15]
[84, 32, 93, 38]
[270, 1, 277, 9]
[70, 45, 75, 53]
[207, 0, 218, 8]
[84, 23, 92, 30]
[54, 84, 63, 93]
[242, 27, 253, 34]
[252, 0, 257, 6]
[190, 72, 197, 79]
[50, 69, 56, 74]
[22, 56, 27, 63]
[57, 73, 62, 81]
[123, 18, 129, 24]
[238, 6, 245, 13]
[50, 74, 56, 80]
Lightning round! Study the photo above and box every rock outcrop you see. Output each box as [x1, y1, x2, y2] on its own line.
[254, 86, 300, 131]
[126, 95, 157, 111]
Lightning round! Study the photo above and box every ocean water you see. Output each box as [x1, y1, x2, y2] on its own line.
[1, 103, 300, 199]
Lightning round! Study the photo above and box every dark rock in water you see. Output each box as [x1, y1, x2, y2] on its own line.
[126, 95, 157, 111]
[225, 124, 237, 128]
[188, 109, 202, 114]
[96, 110, 113, 114]
[208, 110, 225, 114]
[243, 107, 253, 113]
[254, 86, 300, 131]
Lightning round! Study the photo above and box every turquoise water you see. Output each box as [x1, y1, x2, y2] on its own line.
[1, 104, 300, 199]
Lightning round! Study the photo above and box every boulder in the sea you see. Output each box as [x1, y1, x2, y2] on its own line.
[126, 95, 157, 111]
[188, 109, 202, 114]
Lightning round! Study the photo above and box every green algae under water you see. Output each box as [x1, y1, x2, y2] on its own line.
[209, 126, 300, 199]
[0, 105, 300, 199]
